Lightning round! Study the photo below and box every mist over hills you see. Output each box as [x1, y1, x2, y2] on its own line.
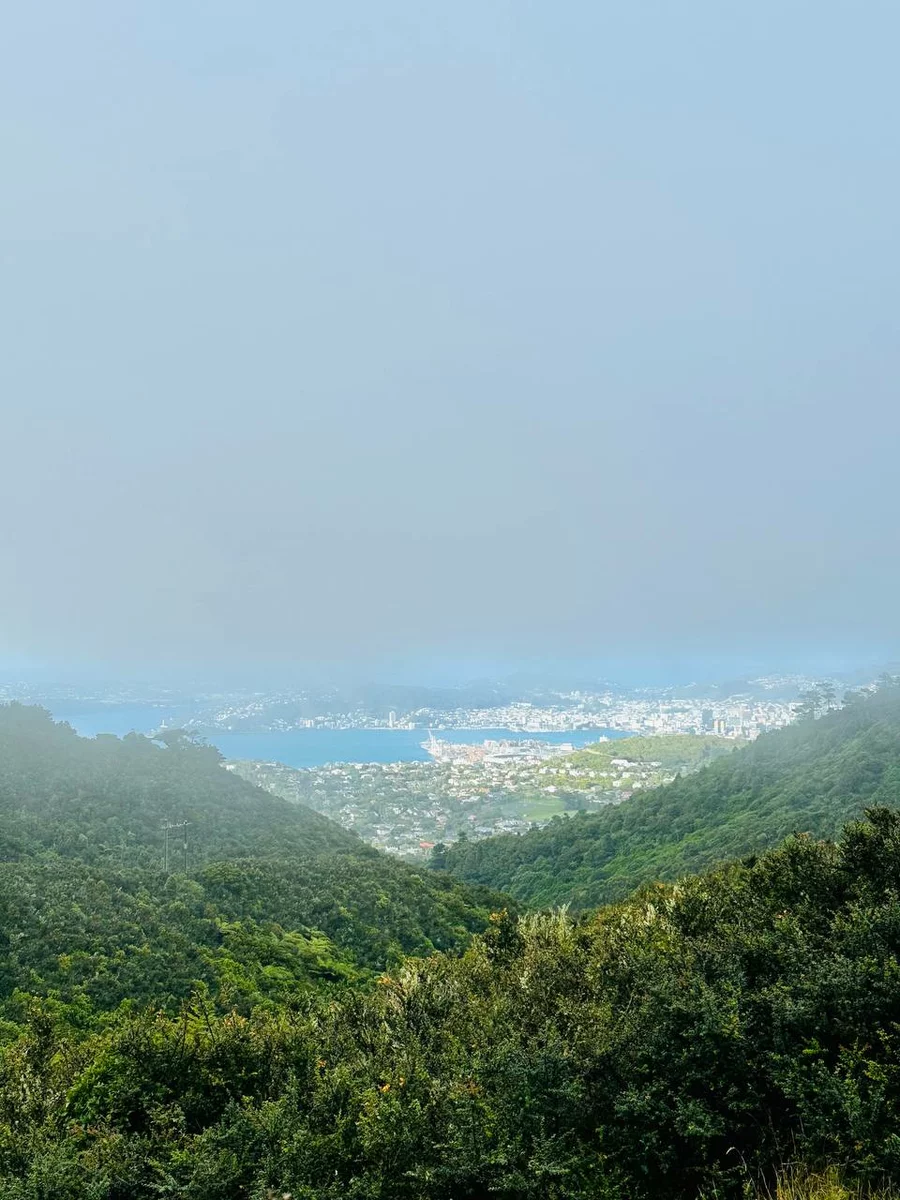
[0, 704, 507, 1007]
[3, 0, 900, 1191]
[0, 704, 360, 865]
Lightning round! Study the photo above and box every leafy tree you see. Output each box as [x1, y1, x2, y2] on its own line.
[5, 812, 900, 1196]
[6, 702, 900, 1195]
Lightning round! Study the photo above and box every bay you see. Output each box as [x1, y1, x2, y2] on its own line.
[49, 704, 623, 767]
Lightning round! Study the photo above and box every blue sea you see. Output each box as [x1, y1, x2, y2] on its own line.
[49, 705, 623, 768]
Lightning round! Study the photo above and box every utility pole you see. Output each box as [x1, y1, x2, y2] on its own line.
[161, 820, 190, 874]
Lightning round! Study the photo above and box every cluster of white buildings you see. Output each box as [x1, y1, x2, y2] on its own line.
[593, 696, 798, 740]
[407, 694, 800, 741]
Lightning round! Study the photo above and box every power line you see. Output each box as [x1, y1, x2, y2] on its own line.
[161, 820, 190, 874]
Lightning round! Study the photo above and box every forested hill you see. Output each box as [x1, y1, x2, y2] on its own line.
[9, 809, 900, 1197]
[0, 702, 359, 865]
[0, 704, 508, 1006]
[436, 681, 900, 908]
[8, 704, 900, 1194]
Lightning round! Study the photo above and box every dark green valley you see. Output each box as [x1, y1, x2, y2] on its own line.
[3, 695, 900, 1198]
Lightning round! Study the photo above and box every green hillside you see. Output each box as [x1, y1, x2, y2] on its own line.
[4, 701, 900, 1195]
[565, 731, 738, 771]
[436, 683, 900, 907]
[6, 809, 900, 1198]
[0, 705, 508, 1009]
[0, 703, 361, 865]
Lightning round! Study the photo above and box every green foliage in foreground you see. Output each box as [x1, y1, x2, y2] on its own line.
[4, 810, 900, 1197]
[0, 855, 503, 1014]
[754, 1166, 899, 1200]
[438, 684, 900, 907]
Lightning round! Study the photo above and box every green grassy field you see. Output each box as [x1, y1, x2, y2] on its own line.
[521, 795, 566, 820]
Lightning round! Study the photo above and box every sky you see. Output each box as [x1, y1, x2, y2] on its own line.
[1, 2, 899, 684]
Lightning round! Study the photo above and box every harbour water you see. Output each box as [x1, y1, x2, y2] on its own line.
[209, 727, 619, 767]
[48, 705, 623, 768]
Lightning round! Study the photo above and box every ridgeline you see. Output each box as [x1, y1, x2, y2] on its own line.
[3, 696, 900, 1197]
[435, 682, 900, 906]
[0, 704, 508, 1008]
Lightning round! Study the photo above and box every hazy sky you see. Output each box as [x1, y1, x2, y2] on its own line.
[2, 2, 899, 681]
